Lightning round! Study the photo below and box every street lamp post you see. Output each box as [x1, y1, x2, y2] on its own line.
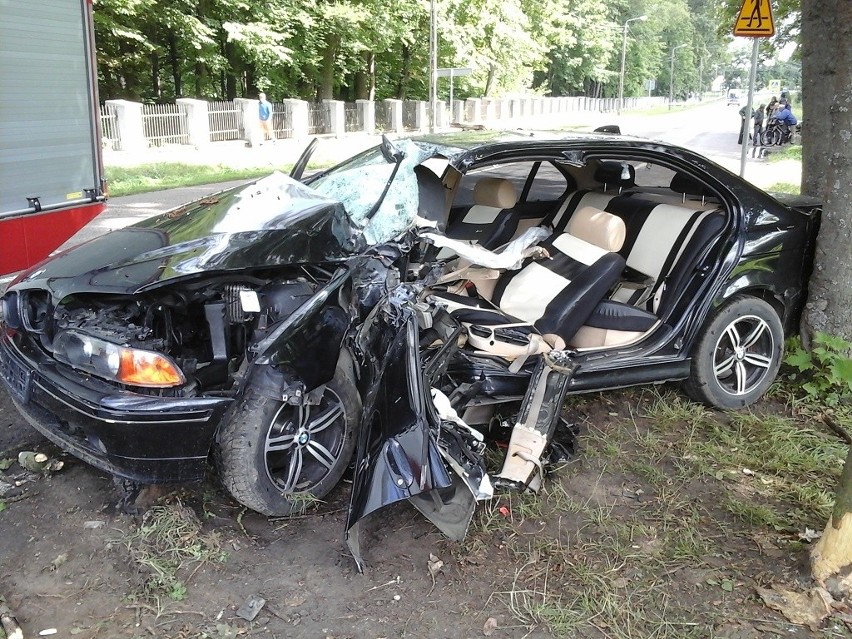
[618, 15, 647, 115]
[668, 44, 688, 109]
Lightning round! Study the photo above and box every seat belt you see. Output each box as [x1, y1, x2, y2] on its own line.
[645, 210, 705, 312]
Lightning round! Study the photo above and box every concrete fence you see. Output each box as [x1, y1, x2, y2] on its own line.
[100, 95, 667, 151]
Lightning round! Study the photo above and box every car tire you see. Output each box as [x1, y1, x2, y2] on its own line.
[215, 361, 360, 516]
[683, 296, 783, 410]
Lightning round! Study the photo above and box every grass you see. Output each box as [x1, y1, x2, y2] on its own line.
[454, 384, 850, 636]
[118, 501, 228, 605]
[767, 145, 802, 162]
[105, 162, 293, 197]
[766, 181, 801, 194]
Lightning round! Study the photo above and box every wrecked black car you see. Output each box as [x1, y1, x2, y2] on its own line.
[0, 132, 820, 566]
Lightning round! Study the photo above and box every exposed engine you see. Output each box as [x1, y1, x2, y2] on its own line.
[44, 267, 335, 395]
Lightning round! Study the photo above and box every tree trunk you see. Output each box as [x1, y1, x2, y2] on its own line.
[396, 44, 411, 100]
[812, 446, 852, 583]
[195, 62, 205, 99]
[319, 39, 337, 100]
[484, 63, 496, 97]
[355, 51, 375, 100]
[168, 34, 182, 97]
[224, 39, 238, 100]
[151, 51, 160, 99]
[367, 51, 376, 101]
[805, 0, 852, 587]
[801, 0, 852, 342]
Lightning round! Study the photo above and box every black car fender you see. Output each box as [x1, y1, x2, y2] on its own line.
[244, 268, 353, 401]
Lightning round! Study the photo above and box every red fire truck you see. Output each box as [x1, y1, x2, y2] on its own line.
[0, 0, 106, 275]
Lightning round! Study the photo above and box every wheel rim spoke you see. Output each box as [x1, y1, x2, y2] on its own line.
[714, 354, 736, 377]
[294, 403, 311, 429]
[743, 353, 772, 369]
[266, 432, 296, 453]
[305, 440, 337, 470]
[741, 320, 769, 349]
[280, 448, 303, 493]
[307, 403, 343, 435]
[735, 361, 748, 395]
[724, 323, 742, 349]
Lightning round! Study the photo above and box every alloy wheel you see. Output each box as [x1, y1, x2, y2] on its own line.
[712, 315, 775, 396]
[263, 389, 346, 493]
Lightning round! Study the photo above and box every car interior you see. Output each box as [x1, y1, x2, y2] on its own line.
[419, 154, 729, 359]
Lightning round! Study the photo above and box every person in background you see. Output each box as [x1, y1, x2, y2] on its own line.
[258, 93, 273, 143]
[753, 104, 765, 146]
[775, 99, 798, 139]
[766, 96, 778, 119]
[738, 104, 752, 144]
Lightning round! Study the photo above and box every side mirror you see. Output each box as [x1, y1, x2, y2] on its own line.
[594, 125, 622, 135]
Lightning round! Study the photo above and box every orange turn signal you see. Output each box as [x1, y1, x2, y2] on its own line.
[117, 349, 185, 387]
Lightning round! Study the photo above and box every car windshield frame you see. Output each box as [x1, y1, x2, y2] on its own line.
[308, 139, 462, 245]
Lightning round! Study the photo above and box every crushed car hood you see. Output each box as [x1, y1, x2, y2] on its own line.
[10, 173, 362, 299]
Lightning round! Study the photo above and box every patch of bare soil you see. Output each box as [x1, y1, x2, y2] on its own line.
[1, 384, 850, 639]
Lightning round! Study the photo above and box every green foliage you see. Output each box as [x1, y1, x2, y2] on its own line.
[783, 333, 852, 406]
[92, 0, 736, 103]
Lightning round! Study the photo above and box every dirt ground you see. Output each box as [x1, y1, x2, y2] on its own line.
[1, 381, 849, 639]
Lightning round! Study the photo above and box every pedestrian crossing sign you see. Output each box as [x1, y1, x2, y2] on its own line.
[733, 0, 775, 37]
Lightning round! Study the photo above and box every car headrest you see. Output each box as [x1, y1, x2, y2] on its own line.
[566, 206, 626, 252]
[473, 177, 517, 209]
[670, 172, 715, 198]
[594, 161, 635, 189]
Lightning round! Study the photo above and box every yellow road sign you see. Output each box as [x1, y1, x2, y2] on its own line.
[734, 0, 775, 37]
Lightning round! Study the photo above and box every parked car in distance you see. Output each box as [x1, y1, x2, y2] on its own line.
[0, 131, 822, 567]
[727, 91, 741, 106]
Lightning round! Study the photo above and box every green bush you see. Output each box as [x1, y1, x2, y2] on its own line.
[784, 332, 852, 405]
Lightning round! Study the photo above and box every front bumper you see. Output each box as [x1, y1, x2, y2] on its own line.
[0, 329, 232, 483]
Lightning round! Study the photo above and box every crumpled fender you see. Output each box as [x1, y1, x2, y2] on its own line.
[345, 305, 490, 571]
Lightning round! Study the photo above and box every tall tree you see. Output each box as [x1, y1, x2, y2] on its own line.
[799, 0, 852, 585]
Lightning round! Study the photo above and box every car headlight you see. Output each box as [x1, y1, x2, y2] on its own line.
[53, 330, 185, 388]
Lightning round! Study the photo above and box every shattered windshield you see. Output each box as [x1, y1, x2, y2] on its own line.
[309, 139, 458, 245]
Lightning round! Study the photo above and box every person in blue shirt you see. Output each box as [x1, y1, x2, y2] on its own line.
[258, 93, 273, 143]
[774, 100, 797, 141]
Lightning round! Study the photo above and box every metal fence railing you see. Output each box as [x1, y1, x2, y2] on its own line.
[308, 104, 330, 135]
[102, 94, 675, 148]
[99, 104, 121, 150]
[208, 100, 241, 142]
[142, 103, 189, 146]
[272, 102, 293, 139]
[375, 101, 393, 132]
[344, 103, 362, 133]
[402, 101, 419, 131]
